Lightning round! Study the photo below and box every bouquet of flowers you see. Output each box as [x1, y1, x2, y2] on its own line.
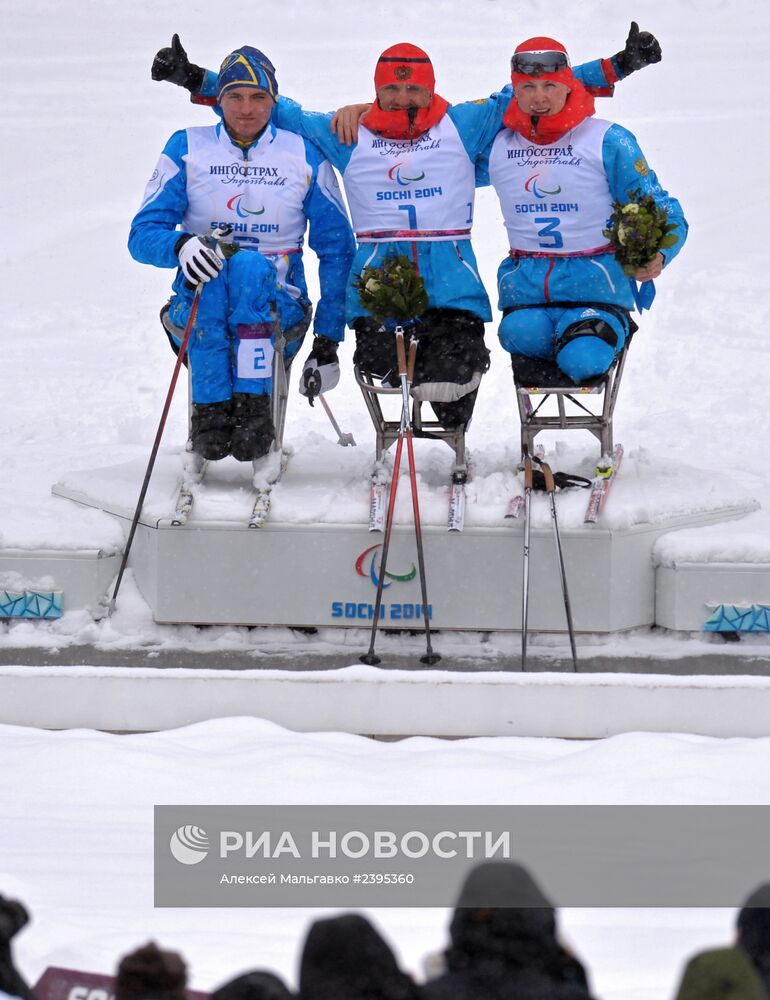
[353, 255, 428, 326]
[603, 187, 679, 276]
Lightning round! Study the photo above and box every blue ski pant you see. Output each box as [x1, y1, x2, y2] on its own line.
[166, 251, 304, 404]
[499, 304, 628, 384]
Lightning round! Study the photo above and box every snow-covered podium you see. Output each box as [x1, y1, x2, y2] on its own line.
[49, 442, 763, 635]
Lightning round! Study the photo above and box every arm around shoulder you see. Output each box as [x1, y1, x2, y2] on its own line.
[274, 97, 350, 169]
[302, 144, 355, 341]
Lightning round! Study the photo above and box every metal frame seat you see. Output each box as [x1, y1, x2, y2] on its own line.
[513, 330, 634, 459]
[353, 364, 467, 476]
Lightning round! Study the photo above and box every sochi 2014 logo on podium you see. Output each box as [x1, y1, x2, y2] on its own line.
[329, 545, 432, 623]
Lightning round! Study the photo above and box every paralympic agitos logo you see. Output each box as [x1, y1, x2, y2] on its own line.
[524, 173, 562, 198]
[329, 546, 431, 620]
[355, 544, 416, 588]
[387, 161, 427, 186]
[227, 194, 266, 217]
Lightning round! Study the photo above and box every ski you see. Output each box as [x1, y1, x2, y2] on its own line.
[506, 494, 525, 520]
[584, 444, 624, 523]
[368, 461, 389, 532]
[248, 448, 289, 529]
[171, 450, 207, 526]
[249, 489, 272, 529]
[506, 445, 545, 520]
[447, 470, 467, 532]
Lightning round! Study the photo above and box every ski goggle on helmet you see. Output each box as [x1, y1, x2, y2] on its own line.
[511, 37, 571, 78]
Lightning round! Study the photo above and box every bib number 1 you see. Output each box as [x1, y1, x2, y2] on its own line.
[398, 204, 418, 230]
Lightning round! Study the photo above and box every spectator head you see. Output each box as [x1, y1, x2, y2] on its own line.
[212, 971, 293, 1000]
[447, 862, 561, 969]
[737, 883, 770, 980]
[0, 894, 35, 1000]
[114, 942, 187, 1000]
[675, 947, 765, 1000]
[0, 897, 29, 944]
[299, 913, 420, 1000]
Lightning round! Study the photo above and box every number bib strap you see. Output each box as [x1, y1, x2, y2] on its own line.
[356, 227, 472, 243]
[509, 243, 615, 259]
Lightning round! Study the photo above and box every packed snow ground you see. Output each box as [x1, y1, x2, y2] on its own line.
[1, 717, 765, 1000]
[3, 3, 770, 999]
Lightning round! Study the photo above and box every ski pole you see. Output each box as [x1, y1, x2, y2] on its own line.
[318, 394, 356, 447]
[361, 328, 440, 665]
[401, 335, 440, 665]
[541, 460, 578, 671]
[360, 332, 409, 665]
[521, 454, 533, 670]
[105, 281, 204, 615]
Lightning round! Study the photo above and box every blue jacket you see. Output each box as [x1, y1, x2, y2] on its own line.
[476, 122, 688, 313]
[197, 61, 618, 327]
[128, 121, 355, 340]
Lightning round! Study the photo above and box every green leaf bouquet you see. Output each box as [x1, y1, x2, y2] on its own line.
[603, 187, 679, 276]
[354, 255, 428, 326]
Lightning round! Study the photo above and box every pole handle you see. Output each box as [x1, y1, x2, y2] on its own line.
[541, 461, 556, 493]
[523, 456, 533, 490]
[395, 327, 407, 376]
[407, 337, 418, 383]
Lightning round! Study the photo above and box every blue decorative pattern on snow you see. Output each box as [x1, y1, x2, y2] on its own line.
[0, 590, 63, 619]
[703, 604, 770, 633]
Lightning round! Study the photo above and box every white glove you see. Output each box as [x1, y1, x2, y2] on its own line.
[299, 337, 341, 404]
[177, 235, 224, 284]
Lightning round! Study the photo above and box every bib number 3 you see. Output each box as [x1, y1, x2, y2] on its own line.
[534, 216, 563, 250]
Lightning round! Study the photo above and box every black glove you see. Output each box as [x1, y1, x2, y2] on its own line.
[613, 21, 662, 77]
[299, 336, 340, 405]
[151, 33, 205, 93]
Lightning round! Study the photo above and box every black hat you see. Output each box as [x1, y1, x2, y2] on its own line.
[212, 971, 293, 1000]
[300, 914, 420, 1000]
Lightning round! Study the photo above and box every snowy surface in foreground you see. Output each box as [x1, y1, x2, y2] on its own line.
[2, 716, 767, 1000]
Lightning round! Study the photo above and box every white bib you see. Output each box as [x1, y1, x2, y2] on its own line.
[183, 125, 310, 254]
[344, 118, 476, 241]
[236, 327, 274, 381]
[489, 117, 614, 255]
